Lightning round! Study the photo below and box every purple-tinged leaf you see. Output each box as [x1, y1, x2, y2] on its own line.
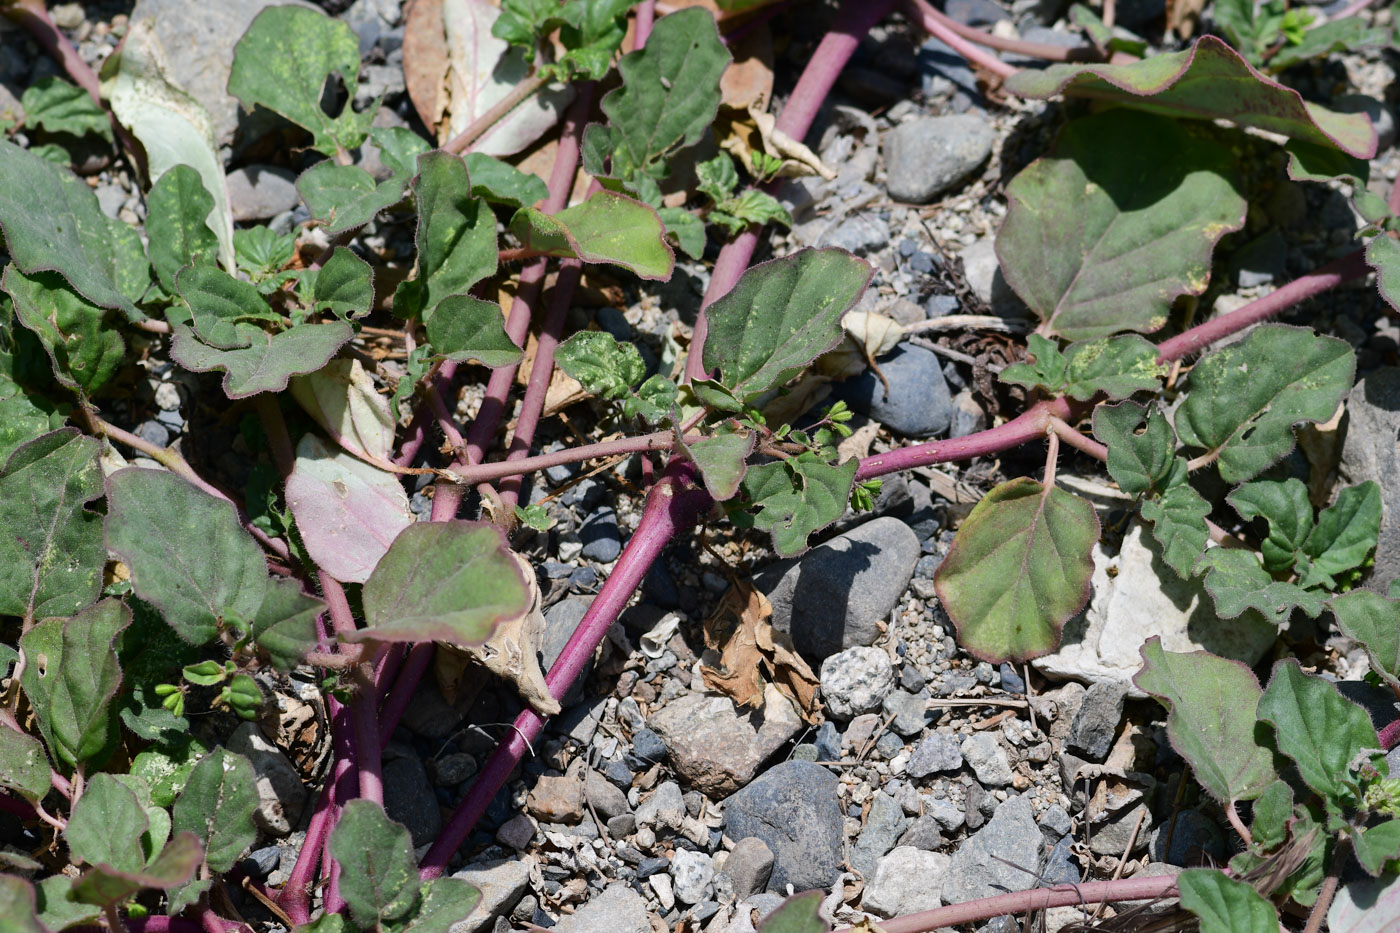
[1353, 820, 1400, 877]
[0, 876, 47, 933]
[1330, 871, 1400, 932]
[1330, 589, 1400, 687]
[688, 432, 754, 502]
[0, 726, 51, 804]
[1258, 659, 1380, 806]
[290, 358, 397, 464]
[170, 320, 354, 398]
[328, 800, 420, 928]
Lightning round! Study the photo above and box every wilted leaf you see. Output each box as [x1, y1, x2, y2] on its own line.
[251, 578, 323, 673]
[934, 477, 1099, 662]
[510, 190, 674, 280]
[285, 435, 414, 585]
[739, 454, 859, 558]
[1177, 869, 1279, 933]
[424, 295, 523, 368]
[688, 431, 754, 501]
[702, 580, 821, 721]
[171, 747, 258, 873]
[171, 320, 355, 398]
[1199, 548, 1326, 622]
[4, 267, 125, 396]
[328, 800, 421, 928]
[145, 165, 221, 293]
[1330, 590, 1400, 687]
[998, 110, 1245, 340]
[1134, 637, 1277, 805]
[290, 358, 397, 464]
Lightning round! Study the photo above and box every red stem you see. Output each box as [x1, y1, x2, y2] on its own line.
[905, 0, 1017, 80]
[910, 0, 1098, 65]
[452, 431, 678, 487]
[3, 0, 100, 100]
[857, 398, 1073, 480]
[634, 0, 656, 47]
[1379, 717, 1400, 750]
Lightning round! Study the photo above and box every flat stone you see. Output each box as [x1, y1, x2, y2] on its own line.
[755, 517, 921, 661]
[960, 733, 1014, 787]
[495, 813, 535, 851]
[851, 791, 910, 877]
[862, 846, 951, 916]
[883, 689, 930, 737]
[724, 761, 844, 893]
[584, 769, 630, 820]
[226, 165, 299, 221]
[383, 752, 441, 846]
[526, 775, 584, 824]
[579, 508, 623, 563]
[908, 732, 963, 778]
[942, 796, 1046, 904]
[1067, 681, 1128, 761]
[1089, 803, 1153, 856]
[670, 849, 714, 904]
[635, 780, 685, 830]
[227, 722, 307, 836]
[882, 115, 994, 203]
[834, 344, 954, 439]
[717, 837, 774, 900]
[1042, 835, 1081, 885]
[556, 884, 652, 933]
[647, 688, 802, 796]
[896, 813, 945, 851]
[1340, 369, 1400, 591]
[542, 596, 593, 706]
[1148, 809, 1224, 865]
[820, 646, 896, 720]
[448, 859, 532, 933]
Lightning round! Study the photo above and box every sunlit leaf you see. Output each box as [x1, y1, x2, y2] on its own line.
[739, 454, 858, 559]
[463, 152, 548, 208]
[423, 295, 522, 368]
[313, 247, 374, 319]
[290, 358, 397, 464]
[145, 165, 221, 293]
[1353, 821, 1400, 877]
[171, 320, 355, 398]
[1001, 333, 1168, 399]
[510, 189, 674, 280]
[1092, 401, 1180, 498]
[171, 747, 258, 874]
[328, 800, 420, 928]
[556, 330, 646, 398]
[1330, 590, 1400, 688]
[1199, 548, 1326, 622]
[395, 151, 497, 322]
[1298, 481, 1381, 589]
[1177, 869, 1278, 933]
[755, 891, 828, 933]
[1228, 478, 1314, 572]
[687, 431, 754, 501]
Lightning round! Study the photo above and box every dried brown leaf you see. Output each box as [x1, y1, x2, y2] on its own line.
[701, 580, 822, 722]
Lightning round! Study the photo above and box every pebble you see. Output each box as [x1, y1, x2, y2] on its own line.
[882, 115, 994, 204]
[636, 781, 685, 831]
[648, 689, 802, 795]
[862, 846, 951, 916]
[579, 508, 622, 562]
[998, 663, 1025, 694]
[554, 884, 651, 933]
[448, 859, 532, 933]
[716, 837, 774, 900]
[154, 381, 182, 411]
[834, 344, 953, 438]
[526, 775, 584, 824]
[820, 646, 896, 720]
[670, 849, 714, 904]
[941, 795, 1046, 904]
[226, 165, 299, 222]
[227, 722, 307, 836]
[756, 516, 921, 661]
[1067, 681, 1128, 761]
[851, 791, 909, 877]
[925, 797, 964, 833]
[924, 294, 959, 318]
[723, 761, 844, 893]
[1089, 803, 1153, 856]
[907, 732, 963, 778]
[584, 769, 630, 821]
[960, 733, 1013, 787]
[383, 752, 442, 845]
[135, 420, 170, 448]
[882, 689, 930, 737]
[896, 813, 944, 851]
[631, 728, 667, 763]
[815, 721, 842, 761]
[1339, 369, 1400, 589]
[495, 813, 535, 851]
[1042, 835, 1081, 885]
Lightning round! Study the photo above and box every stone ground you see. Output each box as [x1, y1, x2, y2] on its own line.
[6, 0, 1400, 931]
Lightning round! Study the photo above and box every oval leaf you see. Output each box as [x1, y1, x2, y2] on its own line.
[424, 295, 523, 368]
[1330, 589, 1400, 687]
[0, 726, 53, 804]
[510, 189, 674, 281]
[1257, 659, 1380, 805]
[171, 747, 258, 874]
[290, 358, 397, 464]
[170, 320, 355, 398]
[328, 800, 420, 929]
[1177, 869, 1279, 933]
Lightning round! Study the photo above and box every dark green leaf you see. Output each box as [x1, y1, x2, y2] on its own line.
[423, 296, 522, 368]
[174, 265, 282, 350]
[1140, 483, 1210, 578]
[1228, 478, 1314, 573]
[1299, 481, 1381, 589]
[555, 331, 646, 398]
[1353, 820, 1400, 876]
[313, 247, 374, 319]
[402, 878, 483, 933]
[34, 875, 99, 931]
[998, 110, 1244, 340]
[171, 320, 354, 398]
[406, 152, 498, 320]
[228, 6, 373, 156]
[106, 468, 267, 644]
[1258, 659, 1380, 806]
[4, 268, 124, 395]
[702, 248, 871, 404]
[1330, 590, 1400, 687]
[252, 578, 324, 673]
[371, 126, 432, 177]
[463, 153, 548, 208]
[328, 799, 421, 928]
[715, 190, 792, 233]
[20, 76, 111, 141]
[66, 772, 148, 873]
[1134, 637, 1277, 805]
[1002, 334, 1166, 400]
[172, 747, 258, 873]
[1175, 324, 1354, 485]
[0, 428, 104, 622]
[554, 0, 633, 81]
[658, 207, 706, 259]
[0, 874, 47, 933]
[297, 162, 405, 236]
[0, 726, 51, 803]
[1092, 401, 1179, 497]
[129, 736, 208, 809]
[1251, 780, 1292, 851]
[234, 226, 296, 280]
[687, 431, 754, 501]
[494, 0, 578, 54]
[70, 833, 201, 907]
[509, 190, 674, 280]
[1177, 868, 1279, 933]
[740, 454, 859, 559]
[0, 348, 66, 465]
[146, 165, 220, 293]
[623, 374, 678, 425]
[934, 477, 1099, 662]
[1199, 548, 1326, 622]
[355, 521, 531, 645]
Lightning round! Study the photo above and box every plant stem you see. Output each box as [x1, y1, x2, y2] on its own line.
[905, 0, 1018, 79]
[686, 0, 899, 381]
[377, 643, 435, 743]
[1102, 0, 1117, 29]
[634, 0, 656, 46]
[1304, 835, 1349, 933]
[1333, 0, 1378, 20]
[444, 73, 549, 155]
[857, 398, 1075, 480]
[912, 0, 1101, 63]
[419, 462, 712, 877]
[2, 0, 99, 100]
[1048, 414, 1107, 461]
[1225, 802, 1254, 848]
[255, 394, 296, 479]
[451, 431, 681, 487]
[1041, 425, 1059, 489]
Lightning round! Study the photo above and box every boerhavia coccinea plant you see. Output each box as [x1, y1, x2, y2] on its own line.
[2, 0, 1400, 931]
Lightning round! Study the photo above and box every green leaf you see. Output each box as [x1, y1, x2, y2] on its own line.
[106, 468, 267, 644]
[0, 428, 104, 623]
[1368, 232, 1400, 315]
[0, 726, 51, 803]
[702, 248, 871, 403]
[554, 0, 633, 81]
[4, 268, 125, 395]
[1269, 17, 1393, 71]
[697, 153, 740, 203]
[1001, 334, 1167, 399]
[510, 189, 674, 280]
[297, 162, 405, 236]
[423, 296, 523, 369]
[1330, 590, 1400, 688]
[624, 374, 679, 425]
[494, 0, 578, 54]
[328, 800, 421, 929]
[934, 476, 1099, 662]
[1175, 324, 1354, 485]
[1299, 481, 1381, 589]
[998, 110, 1244, 340]
[581, 7, 730, 187]
[102, 20, 235, 271]
[1003, 35, 1376, 158]
[354, 521, 531, 646]
[172, 747, 258, 873]
[555, 331, 646, 398]
[1199, 548, 1326, 622]
[463, 153, 549, 208]
[658, 207, 706, 259]
[129, 736, 208, 809]
[687, 431, 754, 501]
[402, 878, 483, 933]
[228, 6, 373, 156]
[0, 876, 47, 933]
[21, 77, 111, 141]
[0, 350, 66, 465]
[372, 126, 433, 177]
[293, 916, 349, 933]
[251, 579, 324, 673]
[715, 190, 793, 233]
[1228, 478, 1314, 573]
[106, 219, 153, 307]
[146, 165, 221, 293]
[402, 152, 498, 321]
[174, 265, 282, 349]
[234, 226, 296, 281]
[1092, 401, 1179, 497]
[170, 320, 354, 398]
[0, 139, 137, 318]
[1177, 869, 1279, 933]
[1134, 637, 1277, 806]
[739, 454, 860, 559]
[34, 875, 100, 931]
[312, 247, 374, 320]
[66, 773, 148, 873]
[1141, 483, 1211, 578]
[1251, 780, 1293, 851]
[70, 833, 201, 907]
[1257, 659, 1380, 806]
[755, 891, 827, 933]
[1353, 820, 1400, 876]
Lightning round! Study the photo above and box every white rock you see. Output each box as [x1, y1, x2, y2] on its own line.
[635, 780, 685, 831]
[820, 646, 895, 719]
[960, 733, 1013, 787]
[862, 846, 950, 916]
[649, 872, 676, 911]
[670, 849, 715, 904]
[448, 859, 532, 933]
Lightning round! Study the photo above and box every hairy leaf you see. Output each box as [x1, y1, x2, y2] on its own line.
[1134, 637, 1277, 805]
[1177, 869, 1278, 933]
[70, 833, 201, 907]
[1258, 659, 1380, 806]
[251, 578, 324, 673]
[290, 358, 397, 463]
[1330, 590, 1400, 687]
[0, 727, 52, 803]
[1004, 35, 1376, 158]
[688, 432, 754, 501]
[174, 265, 282, 350]
[106, 468, 267, 644]
[66, 773, 148, 873]
[1140, 483, 1210, 578]
[1299, 481, 1381, 589]
[1001, 333, 1168, 399]
[22, 77, 111, 140]
[146, 165, 221, 293]
[286, 435, 414, 585]
[702, 249, 871, 403]
[1174, 324, 1353, 484]
[228, 6, 373, 156]
[1251, 780, 1293, 851]
[1228, 478, 1314, 572]
[624, 374, 679, 425]
[1353, 820, 1400, 877]
[1092, 401, 1180, 497]
[739, 455, 858, 559]
[934, 477, 1099, 662]
[1199, 548, 1326, 622]
[170, 320, 354, 398]
[171, 747, 258, 873]
[328, 800, 420, 928]
[398, 151, 498, 321]
[4, 268, 125, 395]
[463, 152, 548, 208]
[510, 189, 674, 280]
[0, 349, 66, 465]
[998, 110, 1244, 339]
[1369, 230, 1400, 315]
[32, 877, 99, 931]
[355, 521, 530, 645]
[424, 295, 523, 368]
[659, 207, 706, 259]
[313, 248, 374, 319]
[130, 736, 208, 809]
[555, 331, 646, 398]
[0, 429, 104, 622]
[1, 876, 48, 933]
[298, 162, 404, 235]
[403, 878, 483, 933]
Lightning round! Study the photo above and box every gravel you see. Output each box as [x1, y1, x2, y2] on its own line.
[834, 343, 954, 438]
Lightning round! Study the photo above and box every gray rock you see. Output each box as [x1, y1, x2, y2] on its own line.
[1089, 803, 1153, 856]
[635, 780, 685, 830]
[670, 849, 714, 904]
[1000, 26, 1080, 67]
[944, 0, 1008, 24]
[1042, 835, 1080, 885]
[960, 733, 1014, 787]
[896, 813, 945, 851]
[908, 732, 963, 778]
[820, 646, 896, 720]
[835, 344, 953, 438]
[717, 837, 774, 900]
[818, 212, 890, 255]
[917, 38, 981, 108]
[429, 752, 476, 786]
[1068, 681, 1128, 760]
[448, 859, 531, 933]
[554, 884, 652, 933]
[958, 238, 1024, 315]
[383, 752, 441, 846]
[607, 814, 636, 837]
[584, 769, 630, 820]
[862, 846, 951, 916]
[852, 791, 910, 877]
[883, 689, 930, 737]
[1340, 369, 1400, 590]
[1148, 809, 1225, 865]
[724, 761, 844, 892]
[542, 596, 592, 706]
[755, 516, 921, 661]
[942, 796, 1046, 904]
[924, 797, 964, 833]
[95, 185, 126, 219]
[883, 115, 994, 203]
[135, 420, 171, 449]
[631, 727, 667, 763]
[579, 508, 622, 562]
[227, 722, 307, 836]
[1040, 804, 1072, 839]
[226, 165, 299, 222]
[647, 690, 802, 796]
[495, 813, 535, 851]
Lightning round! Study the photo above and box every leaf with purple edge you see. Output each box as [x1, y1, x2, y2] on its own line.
[170, 320, 354, 399]
[687, 431, 754, 502]
[510, 189, 675, 281]
[1330, 589, 1400, 687]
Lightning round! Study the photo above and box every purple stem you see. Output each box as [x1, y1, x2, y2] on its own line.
[1380, 717, 1400, 750]
[0, 792, 34, 820]
[377, 643, 436, 743]
[686, 0, 899, 381]
[420, 462, 712, 877]
[857, 398, 1071, 480]
[319, 572, 382, 806]
[634, 0, 655, 46]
